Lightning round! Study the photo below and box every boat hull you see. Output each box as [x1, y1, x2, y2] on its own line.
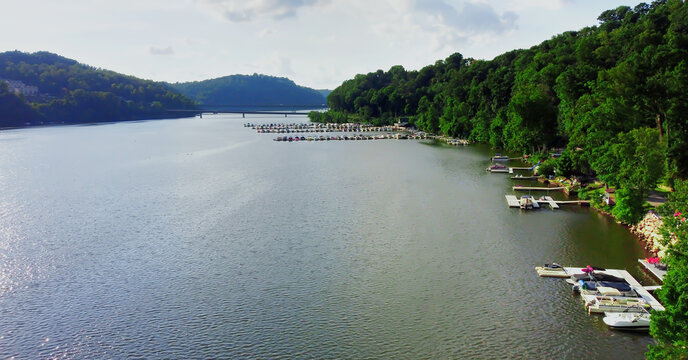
[602, 312, 650, 331]
[535, 266, 569, 278]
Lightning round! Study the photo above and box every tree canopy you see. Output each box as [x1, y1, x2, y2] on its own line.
[169, 74, 327, 110]
[0, 51, 196, 127]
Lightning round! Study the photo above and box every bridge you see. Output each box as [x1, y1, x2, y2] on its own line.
[166, 104, 327, 118]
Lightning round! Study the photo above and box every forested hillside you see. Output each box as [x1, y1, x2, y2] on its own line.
[314, 0, 687, 184]
[170, 74, 327, 110]
[0, 51, 196, 127]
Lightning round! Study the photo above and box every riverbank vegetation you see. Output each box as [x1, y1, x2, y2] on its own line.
[648, 179, 687, 359]
[0, 51, 196, 127]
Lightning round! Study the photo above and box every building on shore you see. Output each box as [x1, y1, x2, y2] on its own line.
[0, 78, 39, 97]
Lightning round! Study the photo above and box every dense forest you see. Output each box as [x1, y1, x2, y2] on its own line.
[0, 51, 196, 127]
[169, 74, 327, 110]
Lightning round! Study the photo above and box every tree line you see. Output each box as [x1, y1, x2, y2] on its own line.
[0, 51, 196, 127]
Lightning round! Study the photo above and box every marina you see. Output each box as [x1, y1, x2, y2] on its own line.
[537, 265, 665, 313]
[563, 267, 665, 312]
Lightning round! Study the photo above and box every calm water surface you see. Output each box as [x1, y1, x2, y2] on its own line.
[0, 115, 655, 358]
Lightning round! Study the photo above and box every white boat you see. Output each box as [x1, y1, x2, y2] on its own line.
[583, 294, 650, 314]
[535, 263, 569, 278]
[603, 311, 651, 331]
[492, 154, 509, 161]
[519, 195, 539, 209]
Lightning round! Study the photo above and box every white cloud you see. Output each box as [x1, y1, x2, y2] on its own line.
[259, 28, 274, 37]
[195, 0, 328, 22]
[278, 57, 294, 75]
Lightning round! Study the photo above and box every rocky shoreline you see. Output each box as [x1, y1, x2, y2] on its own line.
[629, 211, 667, 257]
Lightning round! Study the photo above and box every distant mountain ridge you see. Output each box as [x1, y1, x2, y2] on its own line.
[170, 74, 328, 110]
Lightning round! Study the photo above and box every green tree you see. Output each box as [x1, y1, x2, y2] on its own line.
[648, 179, 688, 359]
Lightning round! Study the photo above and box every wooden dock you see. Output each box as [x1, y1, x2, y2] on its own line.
[505, 195, 539, 208]
[532, 198, 540, 208]
[540, 196, 560, 209]
[513, 186, 565, 192]
[505, 195, 520, 207]
[555, 200, 591, 206]
[638, 259, 667, 281]
[510, 176, 540, 180]
[563, 267, 665, 311]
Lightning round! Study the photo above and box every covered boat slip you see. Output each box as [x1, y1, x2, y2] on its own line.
[563, 267, 665, 312]
[505, 195, 559, 209]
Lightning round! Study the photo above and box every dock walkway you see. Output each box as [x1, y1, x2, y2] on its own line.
[505, 195, 520, 208]
[638, 259, 667, 281]
[540, 196, 560, 209]
[511, 176, 540, 180]
[513, 186, 565, 192]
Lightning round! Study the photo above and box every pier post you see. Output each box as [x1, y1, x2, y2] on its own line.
[242, 113, 245, 118]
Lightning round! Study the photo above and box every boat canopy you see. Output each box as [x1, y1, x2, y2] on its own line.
[579, 280, 632, 292]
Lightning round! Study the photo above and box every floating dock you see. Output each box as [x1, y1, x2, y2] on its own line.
[505, 195, 539, 208]
[510, 176, 540, 180]
[555, 200, 591, 206]
[563, 267, 665, 312]
[638, 259, 667, 281]
[540, 196, 560, 209]
[513, 186, 565, 192]
[506, 195, 589, 209]
[505, 195, 520, 207]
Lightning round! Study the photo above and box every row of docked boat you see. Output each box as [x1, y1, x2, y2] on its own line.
[247, 122, 473, 147]
[535, 264, 655, 331]
[246, 123, 402, 133]
[273, 133, 411, 142]
[445, 138, 470, 146]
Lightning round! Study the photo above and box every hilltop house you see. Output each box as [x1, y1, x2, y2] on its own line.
[1, 79, 39, 97]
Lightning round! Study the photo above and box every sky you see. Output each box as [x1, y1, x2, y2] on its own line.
[0, 0, 634, 89]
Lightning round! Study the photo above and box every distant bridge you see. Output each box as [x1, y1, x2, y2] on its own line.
[166, 104, 327, 118]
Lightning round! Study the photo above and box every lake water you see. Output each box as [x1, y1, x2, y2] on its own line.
[0, 115, 655, 359]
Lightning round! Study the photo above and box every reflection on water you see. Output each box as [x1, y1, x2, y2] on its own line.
[0, 115, 652, 358]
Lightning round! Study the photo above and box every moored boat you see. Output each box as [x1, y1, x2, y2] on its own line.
[486, 164, 507, 172]
[491, 153, 509, 161]
[519, 195, 539, 209]
[535, 263, 569, 278]
[583, 294, 650, 314]
[602, 310, 651, 331]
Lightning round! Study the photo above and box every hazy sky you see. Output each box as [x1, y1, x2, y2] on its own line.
[0, 0, 632, 89]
